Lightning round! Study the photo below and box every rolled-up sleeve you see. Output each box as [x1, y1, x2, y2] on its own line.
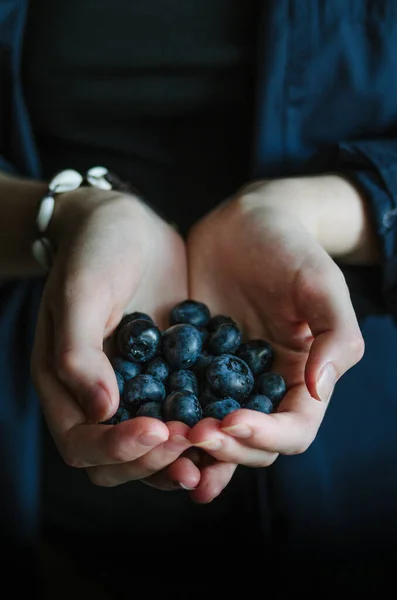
[335, 139, 397, 321]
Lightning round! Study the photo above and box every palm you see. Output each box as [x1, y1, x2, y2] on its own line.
[185, 193, 363, 467]
[188, 200, 348, 396]
[121, 221, 188, 331]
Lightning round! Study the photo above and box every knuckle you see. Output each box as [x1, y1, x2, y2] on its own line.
[289, 442, 310, 455]
[55, 349, 80, 381]
[60, 435, 87, 468]
[348, 333, 365, 363]
[284, 419, 319, 456]
[249, 452, 279, 468]
[290, 432, 317, 455]
[106, 438, 135, 464]
[61, 451, 86, 469]
[266, 452, 279, 466]
[86, 468, 116, 488]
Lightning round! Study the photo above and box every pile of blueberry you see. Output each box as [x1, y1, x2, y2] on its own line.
[103, 300, 287, 426]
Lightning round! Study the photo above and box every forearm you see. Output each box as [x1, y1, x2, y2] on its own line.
[0, 171, 47, 278]
[243, 174, 381, 266]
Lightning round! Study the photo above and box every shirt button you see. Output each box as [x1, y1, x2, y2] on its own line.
[382, 208, 397, 229]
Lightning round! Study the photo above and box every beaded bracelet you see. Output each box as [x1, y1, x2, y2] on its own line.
[31, 166, 130, 271]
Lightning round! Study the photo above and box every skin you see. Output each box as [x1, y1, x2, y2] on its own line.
[30, 187, 203, 491]
[185, 175, 373, 502]
[25, 173, 377, 502]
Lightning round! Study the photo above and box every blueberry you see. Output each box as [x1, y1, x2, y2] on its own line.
[207, 321, 241, 355]
[116, 318, 161, 363]
[110, 356, 142, 381]
[192, 350, 215, 388]
[144, 356, 170, 384]
[193, 350, 215, 372]
[114, 370, 125, 395]
[244, 394, 274, 414]
[199, 385, 219, 408]
[206, 354, 254, 403]
[207, 315, 235, 332]
[101, 405, 131, 425]
[236, 339, 274, 376]
[123, 374, 166, 411]
[256, 373, 287, 406]
[168, 369, 198, 395]
[136, 401, 165, 421]
[164, 391, 202, 427]
[117, 406, 131, 423]
[169, 300, 211, 328]
[115, 311, 153, 336]
[196, 326, 209, 347]
[161, 324, 202, 370]
[127, 311, 154, 322]
[203, 398, 241, 420]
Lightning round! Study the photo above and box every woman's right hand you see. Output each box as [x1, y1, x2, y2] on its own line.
[30, 186, 203, 490]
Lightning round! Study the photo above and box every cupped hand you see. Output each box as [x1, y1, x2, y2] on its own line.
[31, 187, 199, 490]
[31, 187, 235, 499]
[186, 182, 365, 467]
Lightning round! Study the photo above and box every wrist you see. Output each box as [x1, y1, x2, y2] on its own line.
[31, 164, 166, 273]
[242, 175, 381, 265]
[47, 186, 129, 245]
[305, 174, 381, 265]
[34, 167, 152, 269]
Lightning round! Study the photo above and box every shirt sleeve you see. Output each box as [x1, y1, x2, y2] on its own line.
[334, 139, 397, 322]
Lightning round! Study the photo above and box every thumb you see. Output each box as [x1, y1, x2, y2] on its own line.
[304, 274, 365, 403]
[52, 285, 120, 423]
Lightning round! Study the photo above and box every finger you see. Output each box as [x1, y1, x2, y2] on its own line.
[86, 421, 192, 486]
[31, 316, 169, 465]
[302, 268, 365, 403]
[141, 457, 201, 491]
[31, 301, 86, 434]
[48, 271, 120, 423]
[189, 384, 326, 454]
[189, 458, 238, 504]
[43, 388, 169, 468]
[188, 417, 277, 466]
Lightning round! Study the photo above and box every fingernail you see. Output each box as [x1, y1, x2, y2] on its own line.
[193, 439, 223, 451]
[316, 363, 338, 402]
[172, 481, 196, 491]
[139, 433, 167, 446]
[165, 435, 190, 453]
[179, 483, 197, 491]
[221, 424, 251, 438]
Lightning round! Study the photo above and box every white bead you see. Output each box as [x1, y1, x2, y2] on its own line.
[87, 176, 112, 190]
[87, 166, 108, 178]
[49, 169, 83, 193]
[36, 195, 55, 233]
[86, 165, 112, 191]
[32, 237, 54, 271]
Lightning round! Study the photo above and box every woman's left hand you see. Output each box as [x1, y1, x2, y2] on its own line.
[185, 177, 365, 475]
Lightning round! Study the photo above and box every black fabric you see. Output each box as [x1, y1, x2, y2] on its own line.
[22, 0, 259, 235]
